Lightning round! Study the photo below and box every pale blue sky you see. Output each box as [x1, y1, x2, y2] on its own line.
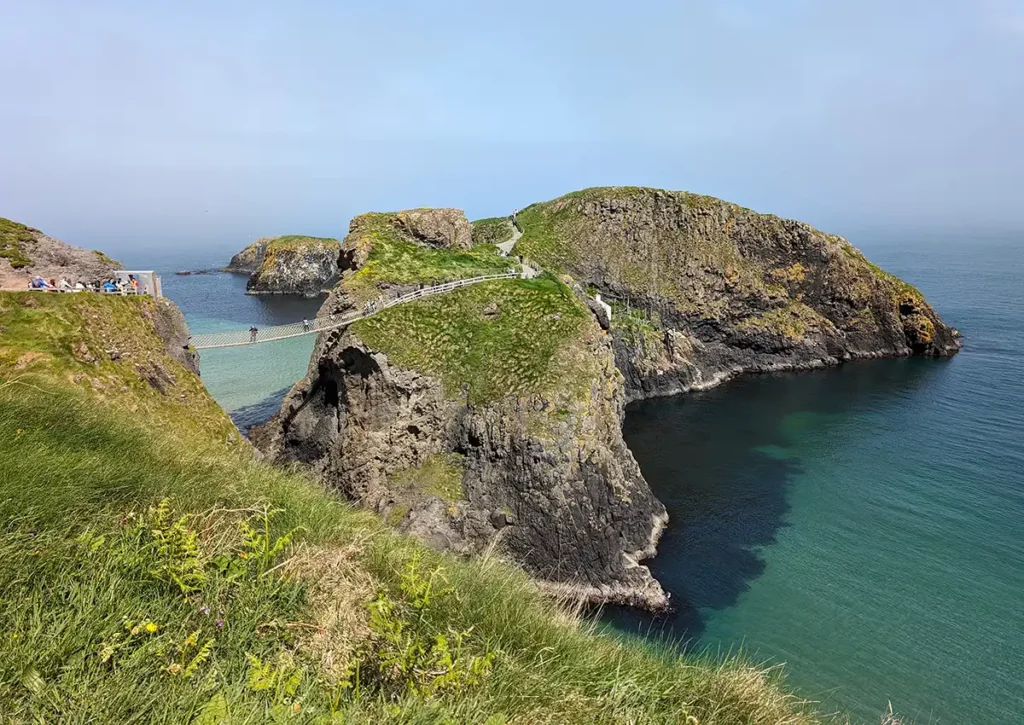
[2, 0, 1022, 260]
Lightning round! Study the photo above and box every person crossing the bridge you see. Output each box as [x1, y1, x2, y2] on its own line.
[249, 326, 258, 343]
[302, 318, 310, 332]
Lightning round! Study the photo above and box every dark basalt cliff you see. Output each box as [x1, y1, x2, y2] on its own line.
[254, 189, 960, 610]
[514, 187, 961, 401]
[223, 238, 270, 274]
[227, 235, 342, 297]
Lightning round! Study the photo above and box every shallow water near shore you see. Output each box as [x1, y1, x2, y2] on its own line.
[158, 237, 1024, 723]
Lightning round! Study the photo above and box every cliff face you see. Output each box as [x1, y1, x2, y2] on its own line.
[0, 217, 122, 291]
[223, 238, 270, 274]
[514, 187, 961, 401]
[243, 236, 341, 297]
[253, 209, 669, 609]
[148, 297, 201, 376]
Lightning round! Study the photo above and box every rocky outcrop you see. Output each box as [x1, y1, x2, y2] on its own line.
[0, 217, 122, 291]
[240, 236, 341, 297]
[514, 187, 961, 401]
[148, 298, 200, 376]
[253, 208, 669, 609]
[394, 208, 473, 249]
[223, 238, 270, 274]
[255, 321, 669, 609]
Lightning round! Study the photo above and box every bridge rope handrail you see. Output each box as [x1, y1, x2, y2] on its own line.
[189, 270, 522, 350]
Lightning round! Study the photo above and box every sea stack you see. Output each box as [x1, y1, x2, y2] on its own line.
[226, 235, 341, 297]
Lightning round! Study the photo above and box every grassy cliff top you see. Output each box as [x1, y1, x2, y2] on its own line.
[353, 276, 595, 407]
[0, 217, 35, 268]
[266, 234, 339, 251]
[341, 211, 610, 416]
[0, 290, 827, 724]
[343, 212, 513, 303]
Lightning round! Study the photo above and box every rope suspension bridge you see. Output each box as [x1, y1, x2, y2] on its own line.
[189, 268, 536, 350]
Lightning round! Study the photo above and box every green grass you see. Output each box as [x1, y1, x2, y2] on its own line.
[265, 235, 339, 252]
[352, 277, 593, 406]
[514, 203, 575, 272]
[0, 217, 36, 268]
[0, 294, 835, 724]
[345, 213, 515, 303]
[470, 217, 514, 247]
[0, 292, 237, 446]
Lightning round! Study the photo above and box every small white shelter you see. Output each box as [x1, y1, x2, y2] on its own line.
[115, 271, 162, 298]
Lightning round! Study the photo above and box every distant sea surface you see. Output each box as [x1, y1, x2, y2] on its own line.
[155, 238, 1023, 724]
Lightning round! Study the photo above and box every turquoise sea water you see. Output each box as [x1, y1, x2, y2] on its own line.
[159, 269, 323, 428]
[617, 237, 1024, 723]
[158, 237, 1023, 723]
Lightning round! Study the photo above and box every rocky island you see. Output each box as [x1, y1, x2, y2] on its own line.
[225, 234, 341, 297]
[253, 187, 961, 611]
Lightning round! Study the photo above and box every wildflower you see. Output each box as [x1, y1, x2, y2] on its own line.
[215, 619, 224, 630]
[145, 621, 159, 634]
[167, 663, 183, 675]
[16, 429, 23, 436]
[199, 605, 210, 616]
[239, 552, 247, 559]
[292, 703, 301, 713]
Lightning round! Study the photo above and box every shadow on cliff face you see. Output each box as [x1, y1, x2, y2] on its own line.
[606, 357, 949, 643]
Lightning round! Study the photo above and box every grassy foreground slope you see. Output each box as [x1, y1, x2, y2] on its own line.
[1, 292, 828, 724]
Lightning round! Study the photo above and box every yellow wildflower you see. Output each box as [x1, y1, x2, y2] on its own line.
[15, 429, 23, 436]
[145, 622, 159, 634]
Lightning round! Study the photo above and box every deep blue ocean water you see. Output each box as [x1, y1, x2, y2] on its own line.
[153, 237, 1023, 723]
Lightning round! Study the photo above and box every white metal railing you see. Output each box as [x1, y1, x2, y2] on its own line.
[189, 271, 521, 350]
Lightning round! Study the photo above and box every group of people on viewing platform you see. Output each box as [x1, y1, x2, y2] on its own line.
[28, 274, 142, 294]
